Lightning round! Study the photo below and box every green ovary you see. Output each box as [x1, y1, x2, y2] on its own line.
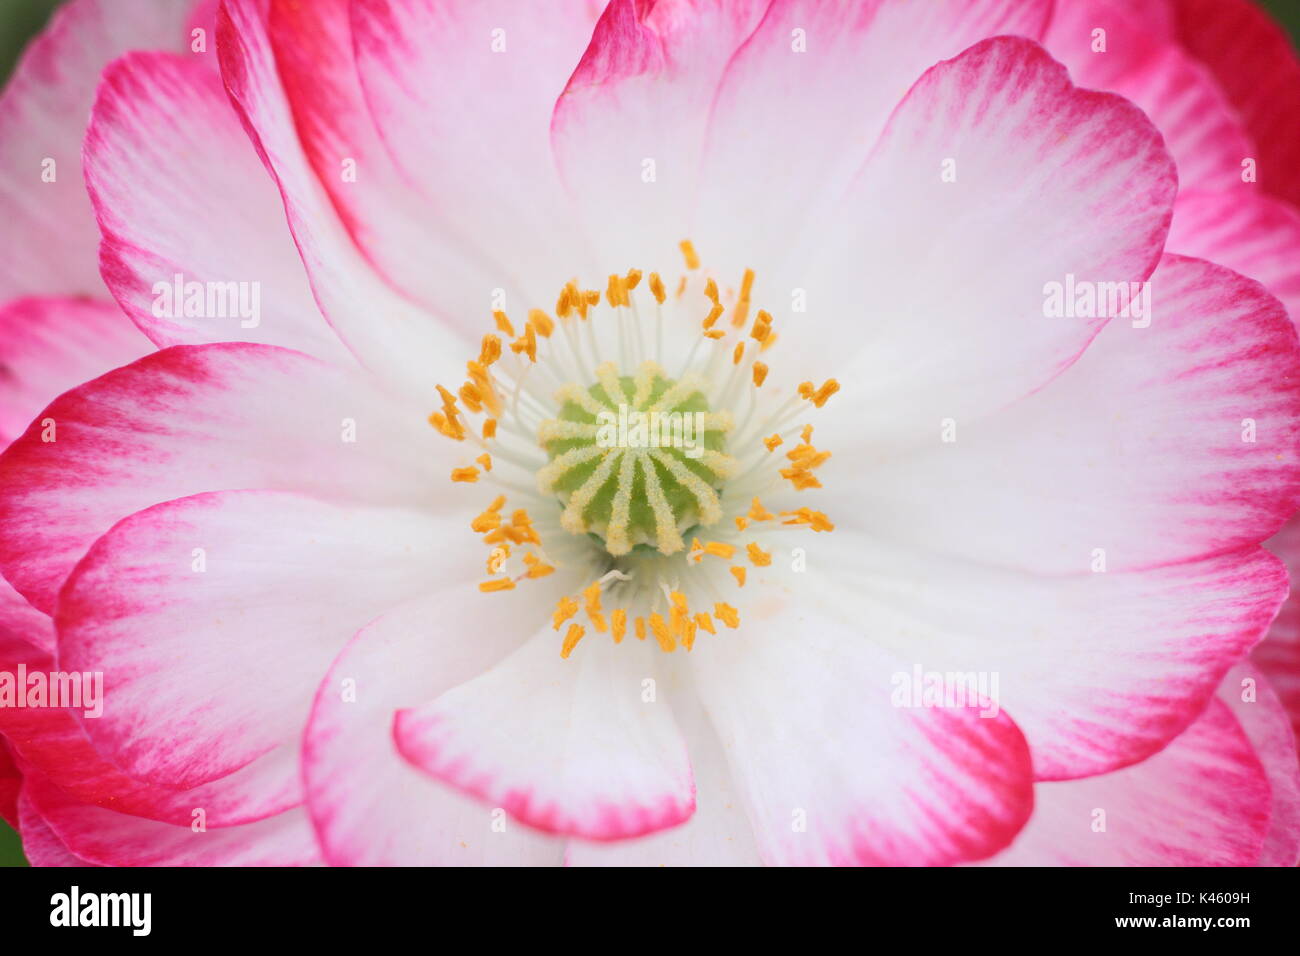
[537, 361, 735, 556]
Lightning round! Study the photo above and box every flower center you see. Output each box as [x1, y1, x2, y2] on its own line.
[537, 363, 734, 556]
[428, 241, 841, 657]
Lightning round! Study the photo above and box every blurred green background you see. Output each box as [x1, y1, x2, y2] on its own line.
[0, 0, 1297, 868]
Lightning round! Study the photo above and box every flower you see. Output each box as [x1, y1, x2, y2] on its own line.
[1, 0, 1299, 867]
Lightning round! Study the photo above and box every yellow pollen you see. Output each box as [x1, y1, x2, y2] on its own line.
[704, 278, 719, 303]
[730, 566, 747, 587]
[560, 623, 585, 659]
[624, 268, 642, 291]
[479, 577, 515, 593]
[649, 272, 666, 304]
[800, 378, 840, 408]
[748, 497, 775, 522]
[482, 419, 497, 439]
[611, 608, 628, 643]
[583, 581, 608, 633]
[493, 310, 515, 336]
[522, 553, 555, 578]
[553, 596, 579, 630]
[635, 616, 647, 641]
[704, 328, 726, 340]
[703, 302, 725, 329]
[451, 466, 479, 483]
[747, 542, 772, 566]
[752, 362, 769, 387]
[529, 309, 555, 337]
[733, 342, 745, 365]
[679, 239, 700, 270]
[476, 453, 492, 471]
[648, 613, 676, 652]
[695, 612, 716, 635]
[735, 515, 750, 531]
[479, 334, 502, 365]
[714, 603, 741, 629]
[763, 433, 782, 452]
[781, 507, 835, 532]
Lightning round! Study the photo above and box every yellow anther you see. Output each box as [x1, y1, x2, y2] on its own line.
[479, 334, 502, 365]
[763, 433, 783, 452]
[704, 278, 719, 303]
[703, 541, 736, 559]
[703, 302, 725, 329]
[714, 603, 740, 629]
[730, 565, 747, 587]
[679, 239, 700, 270]
[695, 612, 716, 635]
[528, 309, 555, 337]
[583, 581, 608, 633]
[704, 328, 726, 340]
[482, 418, 497, 439]
[493, 310, 515, 337]
[649, 272, 666, 304]
[747, 542, 772, 567]
[479, 577, 515, 592]
[735, 515, 750, 531]
[471, 508, 502, 533]
[451, 466, 480, 483]
[553, 596, 580, 631]
[760, 331, 778, 352]
[624, 268, 642, 291]
[676, 276, 688, 298]
[522, 553, 555, 578]
[733, 342, 745, 365]
[648, 613, 676, 652]
[680, 615, 698, 651]
[780, 508, 835, 532]
[560, 623, 585, 659]
[635, 616, 647, 640]
[428, 411, 464, 441]
[752, 362, 769, 387]
[748, 497, 775, 522]
[611, 608, 627, 644]
[801, 424, 814, 443]
[751, 310, 772, 343]
[801, 378, 840, 407]
[476, 453, 492, 472]
[459, 382, 483, 413]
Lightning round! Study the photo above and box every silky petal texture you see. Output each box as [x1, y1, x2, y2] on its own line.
[86, 52, 351, 361]
[1044, 0, 1252, 194]
[1219, 663, 1300, 867]
[1258, 516, 1300, 746]
[750, 533, 1285, 779]
[24, 774, 322, 866]
[688, 592, 1035, 866]
[351, 0, 602, 307]
[305, 586, 578, 866]
[565, 688, 762, 866]
[17, 788, 91, 867]
[0, 297, 150, 445]
[217, 0, 466, 398]
[0, 571, 55, 658]
[0, 343, 445, 613]
[395, 629, 696, 842]
[0, 629, 299, 827]
[980, 699, 1269, 866]
[0, 0, 197, 301]
[1171, 0, 1300, 209]
[695, 0, 1055, 281]
[829, 255, 1300, 574]
[796, 37, 1177, 439]
[56, 490, 461, 791]
[266, 0, 507, 331]
[1168, 189, 1300, 324]
[552, 0, 769, 272]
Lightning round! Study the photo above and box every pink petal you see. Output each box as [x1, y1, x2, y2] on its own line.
[266, 0, 506, 331]
[0, 296, 150, 445]
[57, 490, 461, 791]
[305, 587, 571, 865]
[737, 535, 1283, 783]
[1168, 188, 1300, 324]
[689, 593, 1035, 866]
[796, 36, 1176, 434]
[349, 0, 602, 307]
[0, 629, 299, 827]
[565, 695, 762, 866]
[696, 0, 1055, 280]
[218, 0, 527, 397]
[86, 51, 352, 361]
[17, 787, 93, 867]
[1170, 0, 1300, 209]
[23, 773, 322, 866]
[394, 627, 696, 842]
[1257, 515, 1300, 746]
[1219, 663, 1300, 867]
[1043, 0, 1174, 87]
[551, 0, 769, 270]
[0, 343, 444, 613]
[0, 0, 198, 300]
[830, 254, 1300, 573]
[980, 698, 1270, 866]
